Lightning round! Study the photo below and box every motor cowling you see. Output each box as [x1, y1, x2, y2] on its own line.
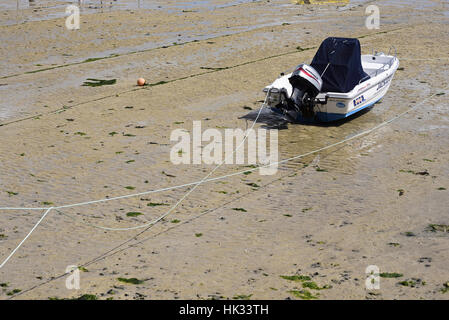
[288, 64, 323, 118]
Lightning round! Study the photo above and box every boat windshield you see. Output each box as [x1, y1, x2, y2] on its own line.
[311, 37, 370, 93]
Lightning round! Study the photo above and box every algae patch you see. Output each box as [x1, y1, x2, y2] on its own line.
[288, 289, 318, 300]
[126, 212, 143, 217]
[117, 277, 145, 285]
[280, 275, 311, 282]
[148, 202, 169, 207]
[380, 272, 403, 278]
[427, 224, 449, 233]
[232, 294, 253, 300]
[82, 78, 117, 87]
[77, 294, 98, 300]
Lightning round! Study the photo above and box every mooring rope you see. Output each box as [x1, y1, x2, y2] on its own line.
[0, 86, 447, 269]
[0, 207, 53, 269]
[0, 91, 269, 267]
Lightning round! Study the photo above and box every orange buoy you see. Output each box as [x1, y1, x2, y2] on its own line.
[137, 78, 146, 86]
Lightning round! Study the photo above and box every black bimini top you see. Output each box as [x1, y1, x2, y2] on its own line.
[311, 37, 370, 93]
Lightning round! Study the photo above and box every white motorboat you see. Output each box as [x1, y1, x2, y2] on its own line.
[263, 37, 399, 122]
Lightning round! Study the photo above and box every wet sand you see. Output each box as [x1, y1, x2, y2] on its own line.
[0, 0, 448, 299]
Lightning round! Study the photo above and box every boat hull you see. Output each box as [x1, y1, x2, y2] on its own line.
[315, 72, 396, 121]
[315, 80, 393, 122]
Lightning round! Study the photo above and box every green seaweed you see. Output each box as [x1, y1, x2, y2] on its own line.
[302, 281, 331, 290]
[117, 277, 144, 285]
[82, 78, 117, 87]
[280, 275, 311, 282]
[83, 57, 104, 63]
[397, 278, 425, 288]
[77, 294, 98, 300]
[388, 242, 401, 247]
[171, 219, 181, 223]
[162, 171, 176, 177]
[195, 233, 203, 237]
[147, 202, 169, 207]
[441, 282, 449, 293]
[246, 183, 260, 188]
[302, 281, 321, 290]
[380, 272, 403, 278]
[437, 187, 446, 190]
[288, 289, 318, 300]
[6, 289, 21, 296]
[125, 186, 135, 190]
[399, 168, 429, 176]
[232, 208, 247, 212]
[126, 212, 143, 217]
[6, 191, 18, 196]
[232, 294, 252, 300]
[427, 224, 449, 233]
[398, 280, 416, 287]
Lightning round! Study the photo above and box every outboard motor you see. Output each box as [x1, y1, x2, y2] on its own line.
[288, 64, 323, 118]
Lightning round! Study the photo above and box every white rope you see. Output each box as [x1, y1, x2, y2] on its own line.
[0, 207, 53, 269]
[0, 94, 268, 267]
[0, 87, 446, 268]
[82, 93, 267, 231]
[1, 87, 445, 213]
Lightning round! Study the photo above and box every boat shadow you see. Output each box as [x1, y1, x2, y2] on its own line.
[240, 106, 374, 130]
